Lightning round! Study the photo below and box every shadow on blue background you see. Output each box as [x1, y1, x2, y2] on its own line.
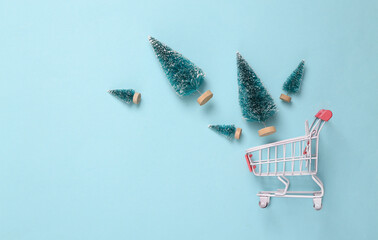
[0, 0, 377, 239]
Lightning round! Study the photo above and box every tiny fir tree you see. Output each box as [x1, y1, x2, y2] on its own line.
[208, 125, 242, 140]
[108, 89, 141, 104]
[148, 36, 213, 106]
[280, 60, 305, 103]
[237, 52, 277, 137]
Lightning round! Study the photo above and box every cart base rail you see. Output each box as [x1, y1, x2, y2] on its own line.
[258, 191, 322, 198]
[258, 192, 323, 210]
[256, 175, 324, 210]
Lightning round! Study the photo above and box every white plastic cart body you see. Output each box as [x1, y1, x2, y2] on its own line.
[245, 110, 333, 210]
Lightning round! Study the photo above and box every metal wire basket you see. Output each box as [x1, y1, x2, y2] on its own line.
[245, 109, 333, 210]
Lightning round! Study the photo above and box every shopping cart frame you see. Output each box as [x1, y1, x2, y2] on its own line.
[245, 109, 332, 210]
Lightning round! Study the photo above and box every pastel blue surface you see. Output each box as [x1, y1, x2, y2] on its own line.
[1, 0, 377, 239]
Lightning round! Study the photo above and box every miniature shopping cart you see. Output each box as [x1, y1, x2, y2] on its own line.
[245, 109, 333, 210]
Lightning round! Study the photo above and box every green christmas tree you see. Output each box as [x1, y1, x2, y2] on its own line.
[237, 52, 277, 137]
[108, 89, 141, 104]
[208, 125, 242, 140]
[280, 60, 305, 102]
[148, 36, 213, 105]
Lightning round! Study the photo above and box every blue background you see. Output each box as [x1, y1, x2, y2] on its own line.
[1, 0, 377, 239]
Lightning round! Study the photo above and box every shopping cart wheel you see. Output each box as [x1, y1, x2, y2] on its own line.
[259, 196, 270, 208]
[313, 197, 322, 210]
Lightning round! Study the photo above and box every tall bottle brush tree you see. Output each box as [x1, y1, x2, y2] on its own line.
[208, 124, 242, 140]
[108, 89, 141, 104]
[280, 60, 305, 103]
[237, 52, 277, 137]
[148, 36, 213, 106]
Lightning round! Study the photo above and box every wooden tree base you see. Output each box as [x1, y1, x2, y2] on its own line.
[133, 92, 141, 104]
[280, 93, 291, 103]
[197, 90, 213, 106]
[234, 128, 242, 139]
[258, 126, 276, 137]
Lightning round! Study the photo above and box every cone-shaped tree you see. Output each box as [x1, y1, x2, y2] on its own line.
[208, 124, 242, 140]
[280, 60, 305, 102]
[108, 89, 141, 104]
[236, 52, 277, 136]
[148, 36, 213, 105]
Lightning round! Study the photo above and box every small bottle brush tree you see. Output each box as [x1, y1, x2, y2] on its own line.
[280, 60, 305, 103]
[108, 89, 141, 104]
[237, 52, 277, 137]
[208, 124, 242, 140]
[148, 36, 213, 106]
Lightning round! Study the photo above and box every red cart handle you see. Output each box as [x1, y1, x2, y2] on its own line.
[315, 109, 333, 121]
